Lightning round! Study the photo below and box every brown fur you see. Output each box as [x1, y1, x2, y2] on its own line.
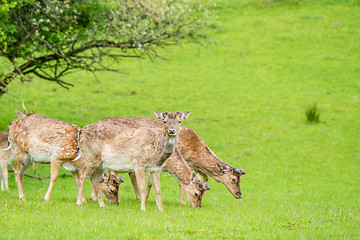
[8, 111, 121, 203]
[104, 116, 246, 200]
[77, 111, 190, 211]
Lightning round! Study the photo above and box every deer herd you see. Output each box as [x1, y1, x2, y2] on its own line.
[0, 103, 246, 212]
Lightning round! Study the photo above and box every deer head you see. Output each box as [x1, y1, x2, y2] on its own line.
[99, 171, 124, 205]
[154, 111, 191, 137]
[184, 172, 210, 208]
[16, 101, 43, 118]
[216, 163, 246, 199]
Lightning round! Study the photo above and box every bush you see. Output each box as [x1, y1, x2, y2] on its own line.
[305, 103, 320, 124]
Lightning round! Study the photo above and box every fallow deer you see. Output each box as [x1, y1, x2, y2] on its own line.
[128, 148, 210, 208]
[104, 116, 246, 202]
[76, 111, 190, 211]
[0, 131, 14, 191]
[7, 104, 122, 203]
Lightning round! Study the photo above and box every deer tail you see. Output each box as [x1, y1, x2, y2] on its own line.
[1, 138, 11, 151]
[73, 149, 82, 161]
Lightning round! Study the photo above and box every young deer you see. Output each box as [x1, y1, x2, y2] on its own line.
[0, 131, 14, 191]
[128, 148, 210, 208]
[76, 111, 190, 211]
[104, 116, 246, 202]
[7, 105, 121, 203]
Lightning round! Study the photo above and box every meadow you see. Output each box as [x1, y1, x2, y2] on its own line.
[0, 0, 359, 239]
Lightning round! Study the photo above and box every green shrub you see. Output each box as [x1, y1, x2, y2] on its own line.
[305, 103, 320, 124]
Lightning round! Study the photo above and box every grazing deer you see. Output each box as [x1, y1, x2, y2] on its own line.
[7, 103, 122, 203]
[104, 116, 246, 201]
[76, 111, 190, 211]
[128, 148, 210, 208]
[0, 131, 14, 191]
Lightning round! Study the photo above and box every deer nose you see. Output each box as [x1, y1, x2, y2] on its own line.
[236, 192, 242, 199]
[168, 129, 176, 135]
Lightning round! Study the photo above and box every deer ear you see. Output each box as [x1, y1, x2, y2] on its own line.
[195, 173, 201, 181]
[15, 110, 25, 118]
[190, 171, 197, 183]
[102, 172, 109, 183]
[119, 175, 124, 183]
[154, 110, 164, 120]
[181, 111, 191, 121]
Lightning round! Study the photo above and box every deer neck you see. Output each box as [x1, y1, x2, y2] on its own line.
[163, 150, 191, 186]
[154, 129, 178, 166]
[194, 147, 225, 180]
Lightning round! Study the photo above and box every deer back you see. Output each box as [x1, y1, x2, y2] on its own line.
[79, 121, 163, 171]
[8, 115, 80, 160]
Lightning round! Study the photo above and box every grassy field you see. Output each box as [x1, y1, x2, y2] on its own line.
[1, 0, 359, 239]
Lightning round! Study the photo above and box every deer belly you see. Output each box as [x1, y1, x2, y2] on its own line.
[102, 161, 134, 172]
[101, 150, 135, 172]
[145, 165, 162, 172]
[28, 151, 52, 163]
[62, 162, 80, 172]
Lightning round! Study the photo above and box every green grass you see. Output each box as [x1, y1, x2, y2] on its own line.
[1, 0, 359, 239]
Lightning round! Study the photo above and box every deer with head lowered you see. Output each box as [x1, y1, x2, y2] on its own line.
[104, 116, 246, 202]
[7, 103, 122, 203]
[0, 131, 14, 191]
[76, 110, 190, 211]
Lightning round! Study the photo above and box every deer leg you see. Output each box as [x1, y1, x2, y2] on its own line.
[0, 163, 3, 190]
[150, 171, 164, 212]
[4, 160, 9, 191]
[135, 167, 146, 211]
[90, 183, 97, 202]
[13, 152, 29, 200]
[1, 160, 9, 191]
[128, 172, 140, 200]
[77, 164, 97, 206]
[90, 168, 105, 207]
[71, 171, 87, 203]
[44, 157, 63, 201]
[178, 182, 186, 205]
[19, 158, 32, 193]
[0, 161, 4, 191]
[145, 172, 153, 203]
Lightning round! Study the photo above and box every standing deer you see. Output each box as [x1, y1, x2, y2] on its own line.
[104, 116, 246, 202]
[76, 111, 190, 211]
[0, 131, 14, 191]
[7, 104, 122, 203]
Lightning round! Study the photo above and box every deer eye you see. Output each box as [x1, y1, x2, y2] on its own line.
[231, 178, 236, 183]
[163, 120, 167, 123]
[178, 121, 181, 123]
[109, 189, 114, 194]
[194, 192, 199, 198]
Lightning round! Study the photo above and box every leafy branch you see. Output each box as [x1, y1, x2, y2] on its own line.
[0, 0, 211, 95]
